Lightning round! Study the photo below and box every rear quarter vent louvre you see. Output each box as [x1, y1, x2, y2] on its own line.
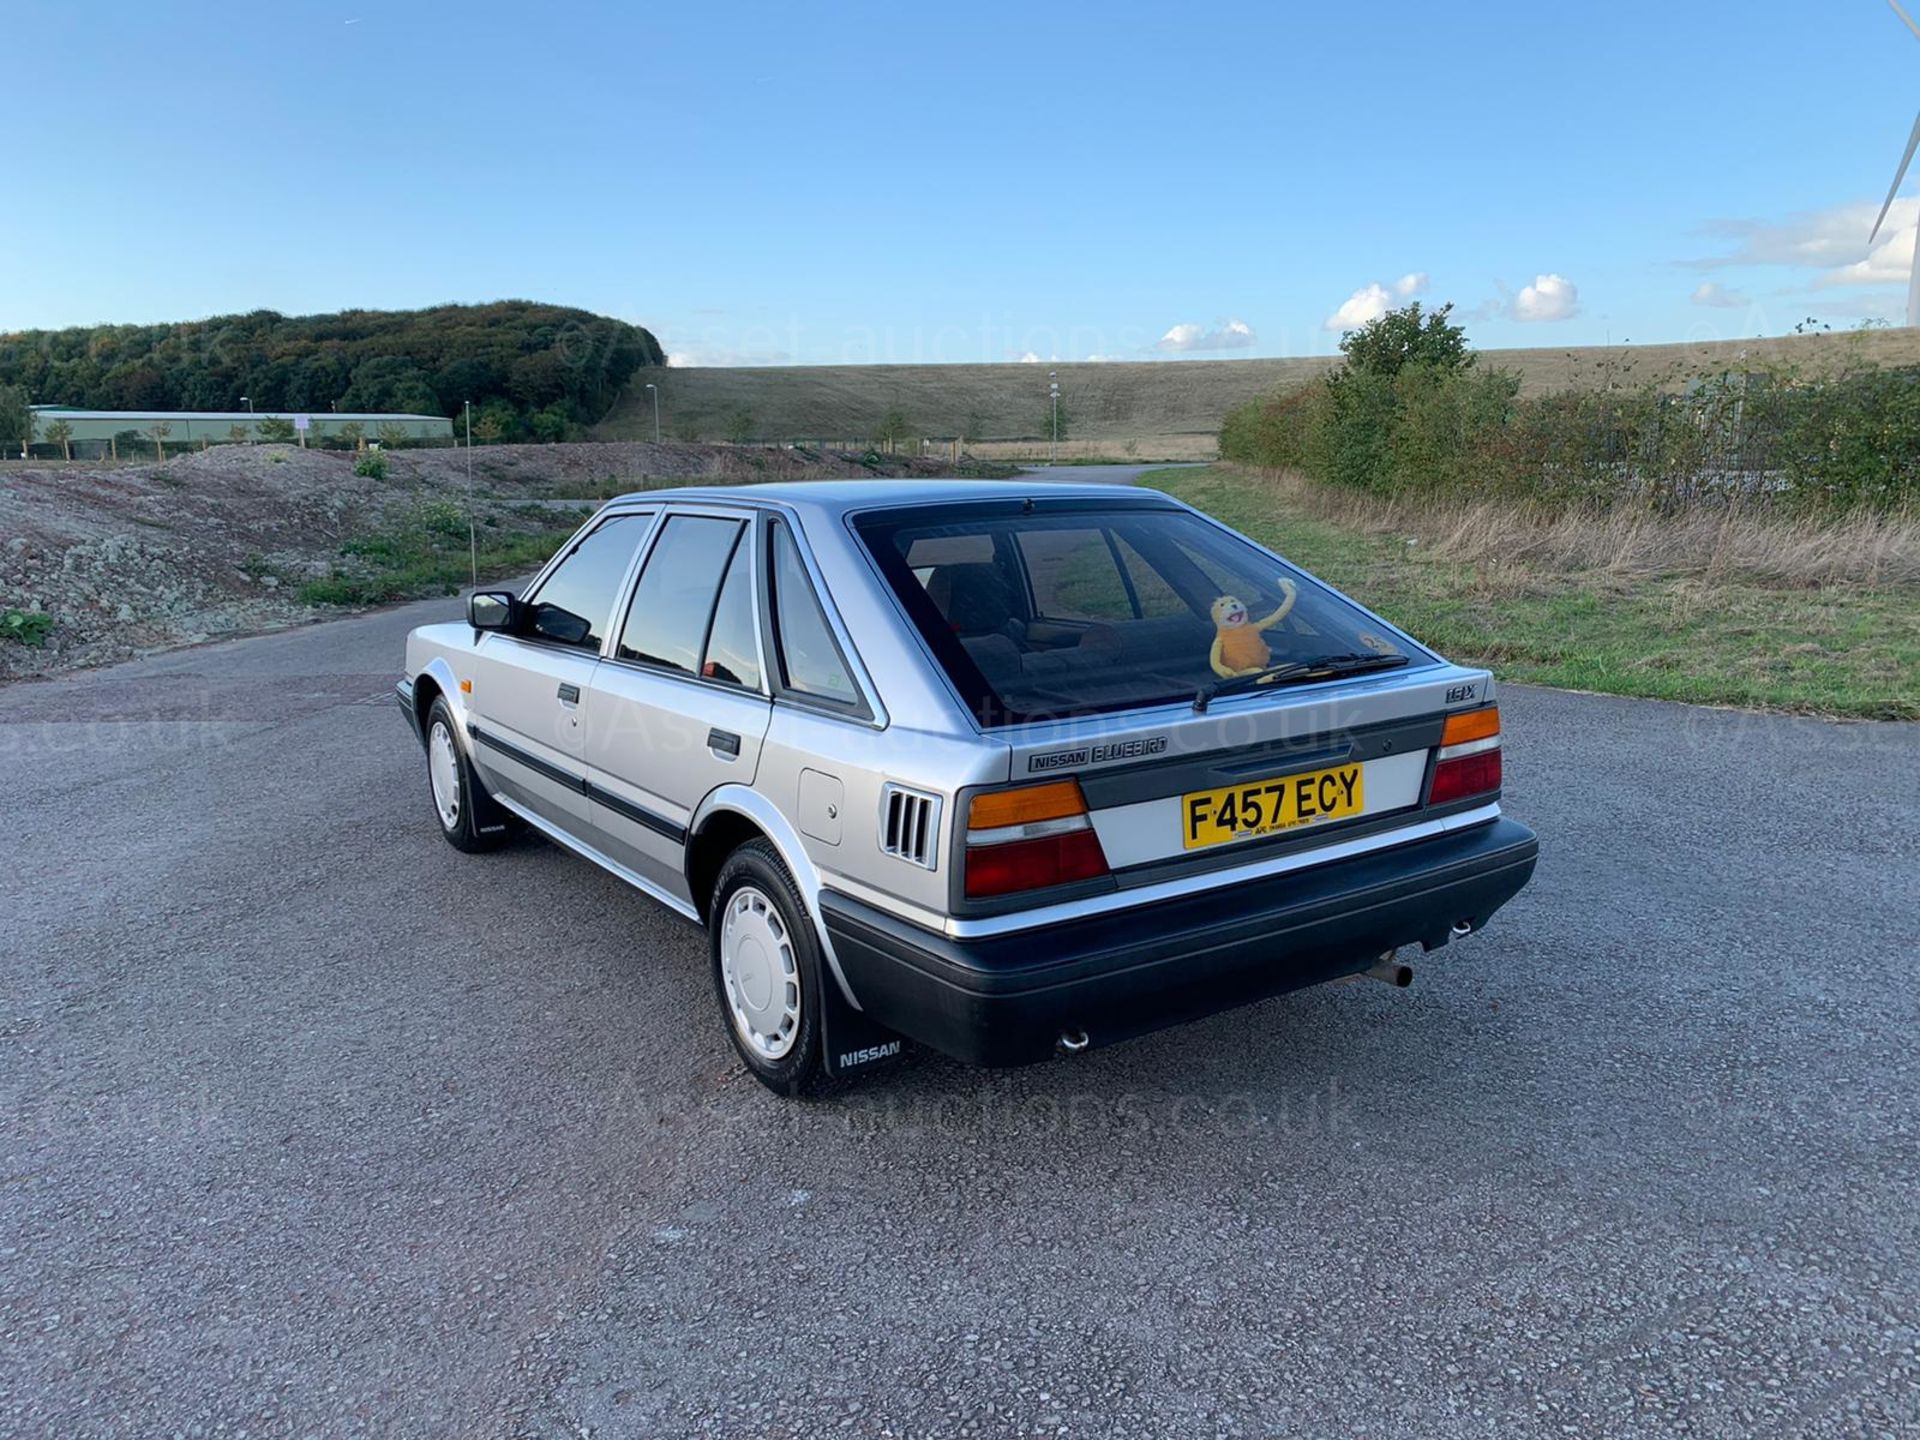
[879, 784, 942, 871]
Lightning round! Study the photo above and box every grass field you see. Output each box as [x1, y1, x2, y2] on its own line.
[1140, 466, 1920, 721]
[598, 329, 1920, 446]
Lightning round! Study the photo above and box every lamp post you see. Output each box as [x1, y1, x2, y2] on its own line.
[464, 400, 477, 589]
[240, 395, 253, 444]
[1048, 371, 1060, 465]
[644, 382, 660, 443]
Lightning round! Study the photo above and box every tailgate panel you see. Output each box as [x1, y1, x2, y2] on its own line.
[991, 666, 1496, 890]
[1092, 749, 1429, 868]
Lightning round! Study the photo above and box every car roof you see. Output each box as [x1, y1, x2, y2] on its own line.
[602, 477, 1173, 520]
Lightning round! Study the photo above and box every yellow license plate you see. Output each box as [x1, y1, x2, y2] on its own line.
[1182, 763, 1364, 849]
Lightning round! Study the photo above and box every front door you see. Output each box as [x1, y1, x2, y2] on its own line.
[582, 511, 772, 904]
[465, 511, 654, 833]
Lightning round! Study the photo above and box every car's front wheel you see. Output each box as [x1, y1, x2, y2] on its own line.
[709, 839, 827, 1095]
[423, 695, 516, 853]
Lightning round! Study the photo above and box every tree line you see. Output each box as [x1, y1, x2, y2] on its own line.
[0, 300, 663, 447]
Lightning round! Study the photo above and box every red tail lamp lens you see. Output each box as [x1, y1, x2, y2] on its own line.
[963, 828, 1109, 899]
[1429, 748, 1503, 806]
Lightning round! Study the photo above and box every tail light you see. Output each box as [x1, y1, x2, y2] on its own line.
[963, 779, 1110, 899]
[1428, 705, 1502, 806]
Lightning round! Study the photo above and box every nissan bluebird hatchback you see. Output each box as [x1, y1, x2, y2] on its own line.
[398, 481, 1537, 1094]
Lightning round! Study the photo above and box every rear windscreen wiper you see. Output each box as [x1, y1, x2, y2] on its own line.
[1193, 651, 1410, 713]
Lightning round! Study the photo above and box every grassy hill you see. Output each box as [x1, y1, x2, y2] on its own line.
[596, 329, 1920, 450]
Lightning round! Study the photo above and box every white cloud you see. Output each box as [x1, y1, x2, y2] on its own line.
[1017, 351, 1043, 363]
[1512, 273, 1580, 322]
[1155, 319, 1256, 353]
[1688, 199, 1918, 289]
[1691, 281, 1749, 308]
[1323, 284, 1395, 331]
[1323, 274, 1428, 331]
[1816, 220, 1917, 289]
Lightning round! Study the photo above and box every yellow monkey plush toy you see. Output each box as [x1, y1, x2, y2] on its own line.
[1208, 578, 1299, 678]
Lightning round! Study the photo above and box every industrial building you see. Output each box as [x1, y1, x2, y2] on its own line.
[22, 406, 453, 459]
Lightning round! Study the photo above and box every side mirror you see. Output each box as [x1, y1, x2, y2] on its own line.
[467, 590, 520, 632]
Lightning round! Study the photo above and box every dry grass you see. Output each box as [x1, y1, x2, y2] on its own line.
[1144, 465, 1920, 719]
[963, 434, 1219, 463]
[1240, 468, 1920, 592]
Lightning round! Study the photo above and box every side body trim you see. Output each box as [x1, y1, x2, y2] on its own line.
[471, 724, 690, 845]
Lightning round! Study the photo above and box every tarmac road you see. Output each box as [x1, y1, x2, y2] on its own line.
[3, 557, 1917, 1437]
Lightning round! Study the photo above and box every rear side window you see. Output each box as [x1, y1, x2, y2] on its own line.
[524, 513, 649, 648]
[768, 520, 860, 708]
[1114, 535, 1189, 618]
[1018, 527, 1133, 622]
[854, 502, 1429, 725]
[617, 515, 744, 674]
[701, 535, 761, 689]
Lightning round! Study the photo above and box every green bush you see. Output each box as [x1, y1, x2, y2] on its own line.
[1382, 365, 1521, 497]
[352, 451, 389, 480]
[1220, 383, 1329, 471]
[2, 608, 54, 647]
[1220, 303, 1920, 512]
[418, 499, 468, 540]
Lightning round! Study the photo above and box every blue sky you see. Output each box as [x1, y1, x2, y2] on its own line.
[8, 0, 1920, 364]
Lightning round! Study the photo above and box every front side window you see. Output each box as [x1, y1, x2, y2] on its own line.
[854, 502, 1431, 724]
[768, 520, 860, 707]
[617, 515, 744, 675]
[523, 513, 648, 648]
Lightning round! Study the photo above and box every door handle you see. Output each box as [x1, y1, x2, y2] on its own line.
[707, 728, 741, 757]
[557, 682, 581, 704]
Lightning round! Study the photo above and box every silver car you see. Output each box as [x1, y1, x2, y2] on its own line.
[397, 480, 1537, 1094]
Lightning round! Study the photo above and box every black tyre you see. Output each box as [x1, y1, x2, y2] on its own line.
[423, 696, 517, 853]
[709, 839, 829, 1096]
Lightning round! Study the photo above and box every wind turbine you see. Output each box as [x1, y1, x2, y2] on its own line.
[1871, 0, 1920, 326]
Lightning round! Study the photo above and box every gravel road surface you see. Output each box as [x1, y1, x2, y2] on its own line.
[4, 573, 1916, 1437]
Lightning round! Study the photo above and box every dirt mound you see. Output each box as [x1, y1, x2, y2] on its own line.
[0, 441, 991, 679]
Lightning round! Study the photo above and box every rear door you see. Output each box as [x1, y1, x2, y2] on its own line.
[465, 510, 655, 831]
[582, 507, 773, 903]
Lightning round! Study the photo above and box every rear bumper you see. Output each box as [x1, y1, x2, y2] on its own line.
[820, 817, 1539, 1068]
[395, 679, 422, 741]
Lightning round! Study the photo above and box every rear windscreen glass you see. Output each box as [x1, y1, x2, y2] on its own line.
[854, 502, 1428, 725]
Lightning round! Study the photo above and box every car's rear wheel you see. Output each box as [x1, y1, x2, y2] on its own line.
[709, 839, 827, 1096]
[424, 695, 515, 853]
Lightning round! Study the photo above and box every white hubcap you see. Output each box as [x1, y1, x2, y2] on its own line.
[428, 721, 462, 830]
[721, 886, 801, 1060]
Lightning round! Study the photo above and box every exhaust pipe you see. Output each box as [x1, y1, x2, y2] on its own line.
[1058, 1029, 1091, 1055]
[1362, 953, 1413, 988]
[1450, 920, 1474, 938]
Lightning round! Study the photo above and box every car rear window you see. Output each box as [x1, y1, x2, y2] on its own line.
[854, 501, 1427, 724]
